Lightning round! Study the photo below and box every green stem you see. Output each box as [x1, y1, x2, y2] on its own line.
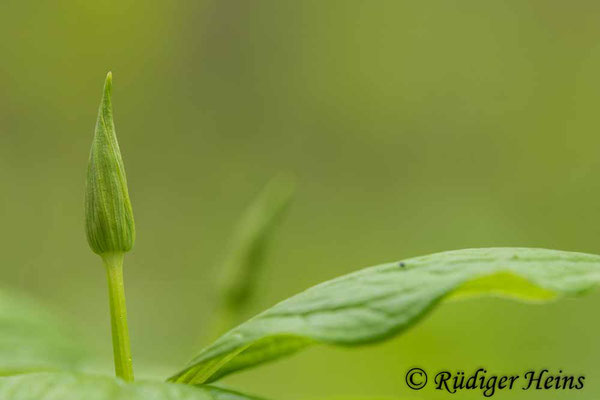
[102, 252, 134, 381]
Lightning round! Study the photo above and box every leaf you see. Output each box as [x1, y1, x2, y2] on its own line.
[0, 290, 87, 375]
[169, 247, 600, 384]
[214, 175, 295, 330]
[203, 385, 269, 400]
[0, 372, 266, 400]
[303, 397, 406, 400]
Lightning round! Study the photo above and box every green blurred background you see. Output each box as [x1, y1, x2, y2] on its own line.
[2, 1, 600, 398]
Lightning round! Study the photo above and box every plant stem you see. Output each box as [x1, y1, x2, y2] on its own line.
[102, 252, 134, 381]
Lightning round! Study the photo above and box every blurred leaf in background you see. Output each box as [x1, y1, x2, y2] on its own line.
[0, 372, 265, 400]
[0, 289, 87, 375]
[212, 174, 295, 336]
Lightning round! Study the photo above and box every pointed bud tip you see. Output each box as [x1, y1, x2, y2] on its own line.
[104, 72, 112, 95]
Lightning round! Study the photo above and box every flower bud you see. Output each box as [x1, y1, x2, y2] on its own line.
[85, 72, 135, 255]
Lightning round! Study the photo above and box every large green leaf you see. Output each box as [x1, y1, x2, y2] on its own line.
[305, 397, 405, 400]
[0, 290, 87, 375]
[169, 247, 600, 384]
[0, 372, 265, 400]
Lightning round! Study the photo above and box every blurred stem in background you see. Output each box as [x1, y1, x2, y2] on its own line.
[210, 175, 295, 338]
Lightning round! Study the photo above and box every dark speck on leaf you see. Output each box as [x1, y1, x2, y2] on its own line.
[399, 262, 406, 268]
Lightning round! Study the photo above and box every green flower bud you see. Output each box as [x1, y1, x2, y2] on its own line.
[85, 72, 135, 255]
